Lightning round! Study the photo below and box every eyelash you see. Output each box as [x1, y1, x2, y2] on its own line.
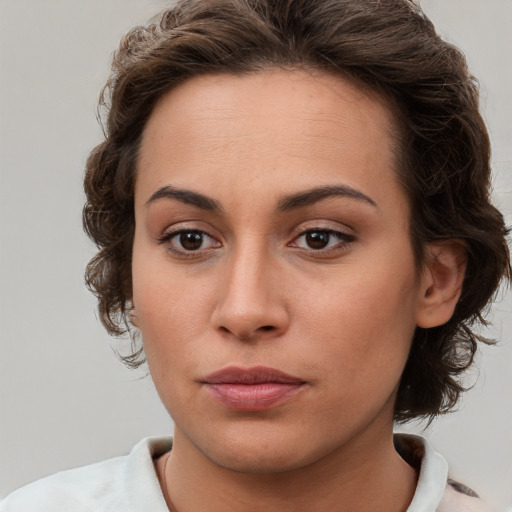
[157, 229, 221, 259]
[157, 227, 356, 258]
[289, 228, 356, 255]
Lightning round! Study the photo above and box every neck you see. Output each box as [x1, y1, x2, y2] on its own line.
[157, 423, 417, 512]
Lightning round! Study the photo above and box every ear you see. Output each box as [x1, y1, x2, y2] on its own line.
[416, 240, 467, 328]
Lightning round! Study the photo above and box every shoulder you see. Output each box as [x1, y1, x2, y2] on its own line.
[0, 437, 172, 512]
[394, 434, 489, 512]
[437, 480, 490, 512]
[0, 455, 125, 512]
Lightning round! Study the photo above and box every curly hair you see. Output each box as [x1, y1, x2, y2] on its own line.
[83, 0, 511, 422]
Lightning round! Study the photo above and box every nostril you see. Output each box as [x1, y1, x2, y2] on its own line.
[217, 323, 278, 340]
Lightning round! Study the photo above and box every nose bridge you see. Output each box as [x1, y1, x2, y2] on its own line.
[213, 238, 288, 339]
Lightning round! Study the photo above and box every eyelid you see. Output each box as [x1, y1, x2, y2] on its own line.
[156, 220, 222, 242]
[290, 219, 355, 239]
[157, 224, 223, 259]
[288, 224, 356, 255]
[158, 228, 216, 244]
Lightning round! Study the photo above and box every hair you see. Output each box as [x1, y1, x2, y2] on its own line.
[83, 0, 510, 422]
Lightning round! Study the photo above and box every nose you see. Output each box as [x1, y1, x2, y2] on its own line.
[211, 246, 289, 341]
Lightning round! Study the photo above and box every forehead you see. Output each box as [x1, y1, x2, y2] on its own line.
[136, 69, 402, 210]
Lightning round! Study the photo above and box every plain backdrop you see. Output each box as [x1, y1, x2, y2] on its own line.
[1, 0, 511, 510]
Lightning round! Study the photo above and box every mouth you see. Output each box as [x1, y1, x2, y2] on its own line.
[201, 366, 306, 411]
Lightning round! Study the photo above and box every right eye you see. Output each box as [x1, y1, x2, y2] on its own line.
[159, 229, 221, 256]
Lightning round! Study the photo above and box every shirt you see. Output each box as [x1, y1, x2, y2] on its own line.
[0, 434, 487, 511]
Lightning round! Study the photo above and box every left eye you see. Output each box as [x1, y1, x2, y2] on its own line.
[161, 230, 220, 252]
[292, 229, 354, 251]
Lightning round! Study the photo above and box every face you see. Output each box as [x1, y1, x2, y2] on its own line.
[132, 70, 426, 473]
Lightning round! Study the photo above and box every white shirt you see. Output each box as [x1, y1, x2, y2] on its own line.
[0, 435, 487, 511]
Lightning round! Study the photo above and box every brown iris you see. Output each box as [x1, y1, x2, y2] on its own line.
[305, 231, 331, 249]
[180, 231, 204, 250]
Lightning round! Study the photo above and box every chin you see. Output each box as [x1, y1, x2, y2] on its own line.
[208, 446, 312, 475]
[194, 425, 337, 476]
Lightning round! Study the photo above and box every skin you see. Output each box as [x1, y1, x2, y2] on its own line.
[131, 70, 465, 512]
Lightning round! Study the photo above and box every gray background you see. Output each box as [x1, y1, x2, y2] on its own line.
[1, 1, 511, 510]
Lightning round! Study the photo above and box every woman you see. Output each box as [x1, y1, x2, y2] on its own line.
[2, 0, 510, 510]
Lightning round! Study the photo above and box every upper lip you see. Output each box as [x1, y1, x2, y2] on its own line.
[202, 366, 304, 385]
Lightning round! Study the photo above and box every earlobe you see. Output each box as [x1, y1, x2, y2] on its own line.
[416, 240, 467, 328]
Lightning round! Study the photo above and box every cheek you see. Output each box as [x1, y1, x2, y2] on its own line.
[131, 252, 222, 383]
[295, 257, 419, 377]
[132, 277, 205, 411]
[132, 258, 183, 351]
[132, 235, 206, 328]
[135, 280, 205, 351]
[301, 275, 418, 427]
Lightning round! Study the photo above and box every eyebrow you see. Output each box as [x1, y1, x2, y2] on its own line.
[277, 185, 377, 211]
[146, 185, 222, 212]
[146, 183, 376, 213]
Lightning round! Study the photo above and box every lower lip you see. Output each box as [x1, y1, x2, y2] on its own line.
[204, 382, 305, 411]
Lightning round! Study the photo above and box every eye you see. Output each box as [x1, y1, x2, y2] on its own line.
[159, 229, 221, 255]
[291, 229, 355, 252]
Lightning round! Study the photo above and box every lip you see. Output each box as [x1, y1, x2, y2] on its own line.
[202, 366, 306, 411]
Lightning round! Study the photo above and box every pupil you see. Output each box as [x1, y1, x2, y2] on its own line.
[180, 232, 203, 250]
[306, 231, 329, 249]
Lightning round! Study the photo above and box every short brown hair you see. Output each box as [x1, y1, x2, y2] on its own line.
[83, 0, 510, 422]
